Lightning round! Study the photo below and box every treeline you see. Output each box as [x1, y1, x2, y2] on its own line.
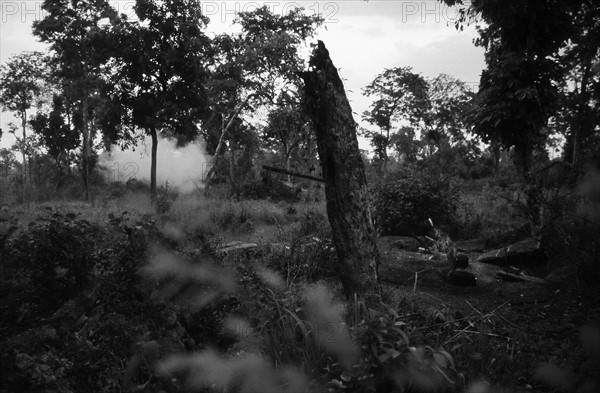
[0, 0, 599, 204]
[361, 0, 600, 184]
[0, 0, 323, 202]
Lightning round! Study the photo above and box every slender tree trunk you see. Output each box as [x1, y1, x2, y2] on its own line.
[514, 142, 532, 180]
[150, 126, 158, 200]
[382, 127, 390, 174]
[228, 147, 237, 193]
[205, 93, 263, 186]
[571, 59, 591, 182]
[81, 100, 90, 202]
[56, 152, 63, 176]
[20, 110, 28, 185]
[284, 145, 292, 184]
[515, 141, 542, 234]
[299, 41, 380, 300]
[491, 141, 501, 174]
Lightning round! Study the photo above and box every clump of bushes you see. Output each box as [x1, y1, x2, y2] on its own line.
[0, 208, 163, 335]
[156, 181, 179, 213]
[0, 209, 196, 392]
[285, 209, 337, 282]
[237, 178, 300, 202]
[371, 173, 459, 236]
[235, 208, 336, 285]
[1, 210, 102, 322]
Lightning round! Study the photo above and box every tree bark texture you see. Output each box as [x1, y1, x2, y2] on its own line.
[299, 41, 380, 299]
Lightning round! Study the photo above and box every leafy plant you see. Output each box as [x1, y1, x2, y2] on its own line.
[156, 181, 178, 214]
[237, 178, 301, 202]
[259, 208, 336, 284]
[371, 173, 459, 236]
[4, 210, 99, 301]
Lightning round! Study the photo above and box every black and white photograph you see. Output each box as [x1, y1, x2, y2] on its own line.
[1, 1, 599, 392]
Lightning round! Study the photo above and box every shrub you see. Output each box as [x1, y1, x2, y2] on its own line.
[274, 209, 336, 283]
[237, 178, 300, 202]
[371, 174, 459, 236]
[1, 210, 102, 324]
[156, 181, 179, 213]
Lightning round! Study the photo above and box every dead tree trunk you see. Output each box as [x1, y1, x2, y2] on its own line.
[299, 41, 380, 300]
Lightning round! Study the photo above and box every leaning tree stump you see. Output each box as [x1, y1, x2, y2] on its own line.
[299, 41, 380, 299]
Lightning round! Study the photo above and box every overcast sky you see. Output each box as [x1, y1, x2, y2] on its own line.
[0, 0, 485, 150]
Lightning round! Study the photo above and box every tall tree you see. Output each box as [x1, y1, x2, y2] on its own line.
[553, 0, 600, 172]
[29, 94, 81, 174]
[444, 0, 585, 177]
[33, 0, 119, 200]
[262, 91, 315, 181]
[111, 0, 211, 198]
[389, 126, 421, 165]
[0, 51, 48, 182]
[203, 6, 323, 188]
[417, 74, 476, 173]
[300, 41, 380, 300]
[362, 69, 473, 172]
[424, 74, 474, 147]
[0, 148, 17, 177]
[362, 66, 429, 172]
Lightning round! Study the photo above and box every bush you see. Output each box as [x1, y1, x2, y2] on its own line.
[240, 209, 336, 285]
[156, 181, 179, 213]
[237, 178, 300, 202]
[1, 211, 102, 325]
[371, 174, 459, 236]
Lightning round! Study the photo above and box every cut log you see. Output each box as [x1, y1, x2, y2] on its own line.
[477, 238, 547, 267]
[218, 241, 259, 255]
[217, 241, 290, 259]
[496, 271, 545, 283]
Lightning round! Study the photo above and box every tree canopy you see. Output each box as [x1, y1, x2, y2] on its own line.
[444, 0, 599, 175]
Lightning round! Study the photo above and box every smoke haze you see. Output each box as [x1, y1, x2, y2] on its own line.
[99, 135, 211, 193]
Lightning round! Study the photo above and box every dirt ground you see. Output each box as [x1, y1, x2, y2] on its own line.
[229, 225, 600, 392]
[380, 260, 600, 392]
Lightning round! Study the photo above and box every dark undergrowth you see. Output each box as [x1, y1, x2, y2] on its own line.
[0, 182, 599, 393]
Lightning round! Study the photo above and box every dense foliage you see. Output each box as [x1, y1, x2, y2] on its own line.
[237, 177, 301, 202]
[0, 178, 599, 392]
[444, 0, 600, 176]
[2, 212, 101, 320]
[371, 174, 459, 236]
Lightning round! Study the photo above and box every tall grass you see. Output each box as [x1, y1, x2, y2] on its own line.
[167, 193, 326, 239]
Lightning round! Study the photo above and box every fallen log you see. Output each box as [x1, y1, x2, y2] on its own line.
[496, 271, 545, 283]
[477, 238, 547, 266]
